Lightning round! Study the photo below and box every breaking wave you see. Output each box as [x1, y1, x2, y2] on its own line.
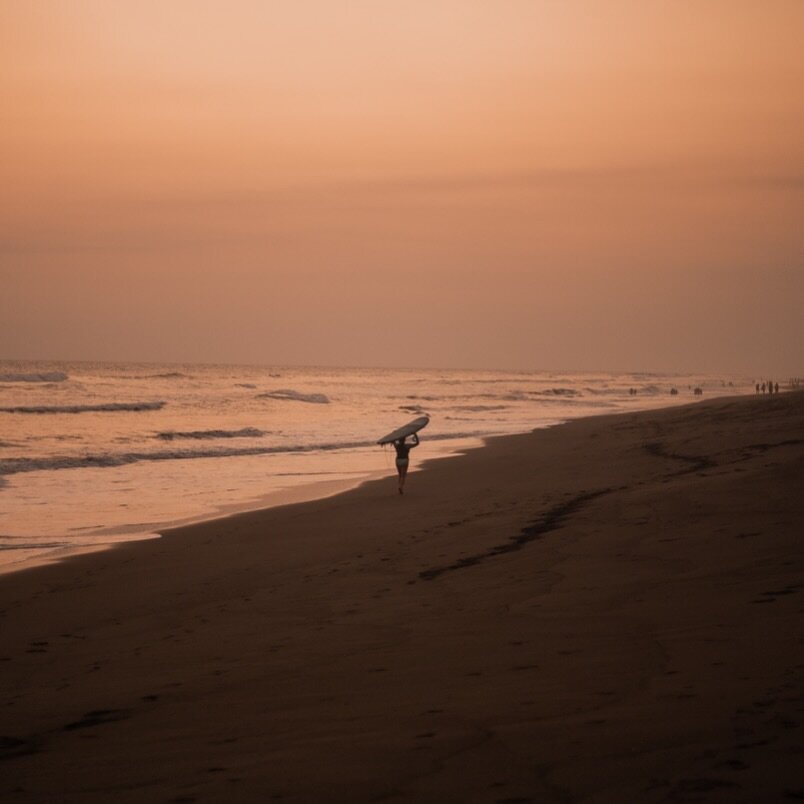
[0, 440, 371, 476]
[0, 372, 69, 383]
[0, 401, 166, 414]
[156, 427, 266, 441]
[257, 389, 330, 404]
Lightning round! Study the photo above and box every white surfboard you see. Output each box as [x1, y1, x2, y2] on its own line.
[377, 415, 429, 445]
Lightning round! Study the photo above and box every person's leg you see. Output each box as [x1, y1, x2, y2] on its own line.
[398, 462, 408, 494]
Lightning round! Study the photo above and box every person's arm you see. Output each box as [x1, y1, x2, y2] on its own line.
[411, 433, 420, 447]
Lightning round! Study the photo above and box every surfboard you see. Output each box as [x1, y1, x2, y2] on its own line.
[377, 415, 429, 445]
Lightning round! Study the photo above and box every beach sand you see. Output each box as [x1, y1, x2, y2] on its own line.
[1, 392, 802, 803]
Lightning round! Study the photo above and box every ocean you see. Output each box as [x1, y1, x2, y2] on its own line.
[0, 360, 751, 572]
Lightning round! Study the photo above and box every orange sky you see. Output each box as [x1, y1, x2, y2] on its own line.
[1, 1, 802, 372]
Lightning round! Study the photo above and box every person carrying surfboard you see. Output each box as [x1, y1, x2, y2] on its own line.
[377, 415, 428, 494]
[394, 433, 419, 494]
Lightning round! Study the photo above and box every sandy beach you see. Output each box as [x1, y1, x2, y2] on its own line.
[1, 392, 801, 803]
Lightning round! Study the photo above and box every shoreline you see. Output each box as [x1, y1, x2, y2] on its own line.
[0, 469, 390, 578]
[0, 389, 743, 578]
[1, 391, 801, 802]
[0, 434, 488, 578]
[1, 360, 758, 576]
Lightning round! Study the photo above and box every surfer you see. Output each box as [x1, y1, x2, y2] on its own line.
[394, 433, 419, 494]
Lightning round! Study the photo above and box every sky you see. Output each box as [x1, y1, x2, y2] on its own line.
[1, 0, 802, 374]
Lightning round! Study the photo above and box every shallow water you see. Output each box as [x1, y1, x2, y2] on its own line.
[0, 360, 751, 571]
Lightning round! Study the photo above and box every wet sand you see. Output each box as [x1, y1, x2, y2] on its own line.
[1, 392, 802, 803]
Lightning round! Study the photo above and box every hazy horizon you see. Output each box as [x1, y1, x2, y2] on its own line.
[0, 355, 788, 381]
[2, 1, 802, 375]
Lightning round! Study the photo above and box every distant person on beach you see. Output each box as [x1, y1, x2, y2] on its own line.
[775, 382, 779, 394]
[394, 433, 419, 495]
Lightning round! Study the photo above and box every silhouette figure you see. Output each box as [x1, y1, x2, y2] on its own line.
[393, 433, 419, 495]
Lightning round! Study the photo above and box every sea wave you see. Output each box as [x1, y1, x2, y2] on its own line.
[0, 401, 166, 414]
[0, 371, 69, 383]
[424, 430, 494, 442]
[534, 388, 581, 397]
[584, 385, 666, 397]
[405, 389, 583, 404]
[498, 388, 581, 401]
[399, 404, 427, 414]
[112, 371, 189, 380]
[0, 439, 371, 476]
[156, 427, 266, 441]
[452, 404, 511, 412]
[257, 389, 330, 404]
[0, 429, 491, 477]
